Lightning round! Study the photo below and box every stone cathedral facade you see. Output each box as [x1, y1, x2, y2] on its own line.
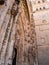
[0, 0, 49, 65]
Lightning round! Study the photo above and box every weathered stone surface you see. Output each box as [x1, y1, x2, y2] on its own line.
[0, 0, 37, 65]
[38, 46, 49, 65]
[32, 0, 49, 65]
[0, 0, 49, 65]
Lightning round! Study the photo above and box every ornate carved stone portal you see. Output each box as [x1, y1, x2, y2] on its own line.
[0, 0, 49, 65]
[0, 0, 37, 65]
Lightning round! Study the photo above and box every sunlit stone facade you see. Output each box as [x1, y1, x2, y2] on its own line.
[32, 0, 49, 65]
[0, 0, 49, 65]
[0, 0, 37, 65]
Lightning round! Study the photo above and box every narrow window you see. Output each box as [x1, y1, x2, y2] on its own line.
[38, 1, 40, 3]
[40, 8, 42, 10]
[15, 0, 20, 5]
[0, 0, 5, 5]
[43, 7, 45, 9]
[36, 8, 38, 11]
[12, 48, 17, 65]
[42, 0, 45, 2]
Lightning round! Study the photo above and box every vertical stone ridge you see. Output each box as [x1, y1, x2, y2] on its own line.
[0, 14, 13, 65]
[5, 13, 19, 65]
[0, 14, 11, 53]
[0, 0, 15, 53]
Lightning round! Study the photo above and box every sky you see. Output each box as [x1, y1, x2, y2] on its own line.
[47, 0, 49, 1]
